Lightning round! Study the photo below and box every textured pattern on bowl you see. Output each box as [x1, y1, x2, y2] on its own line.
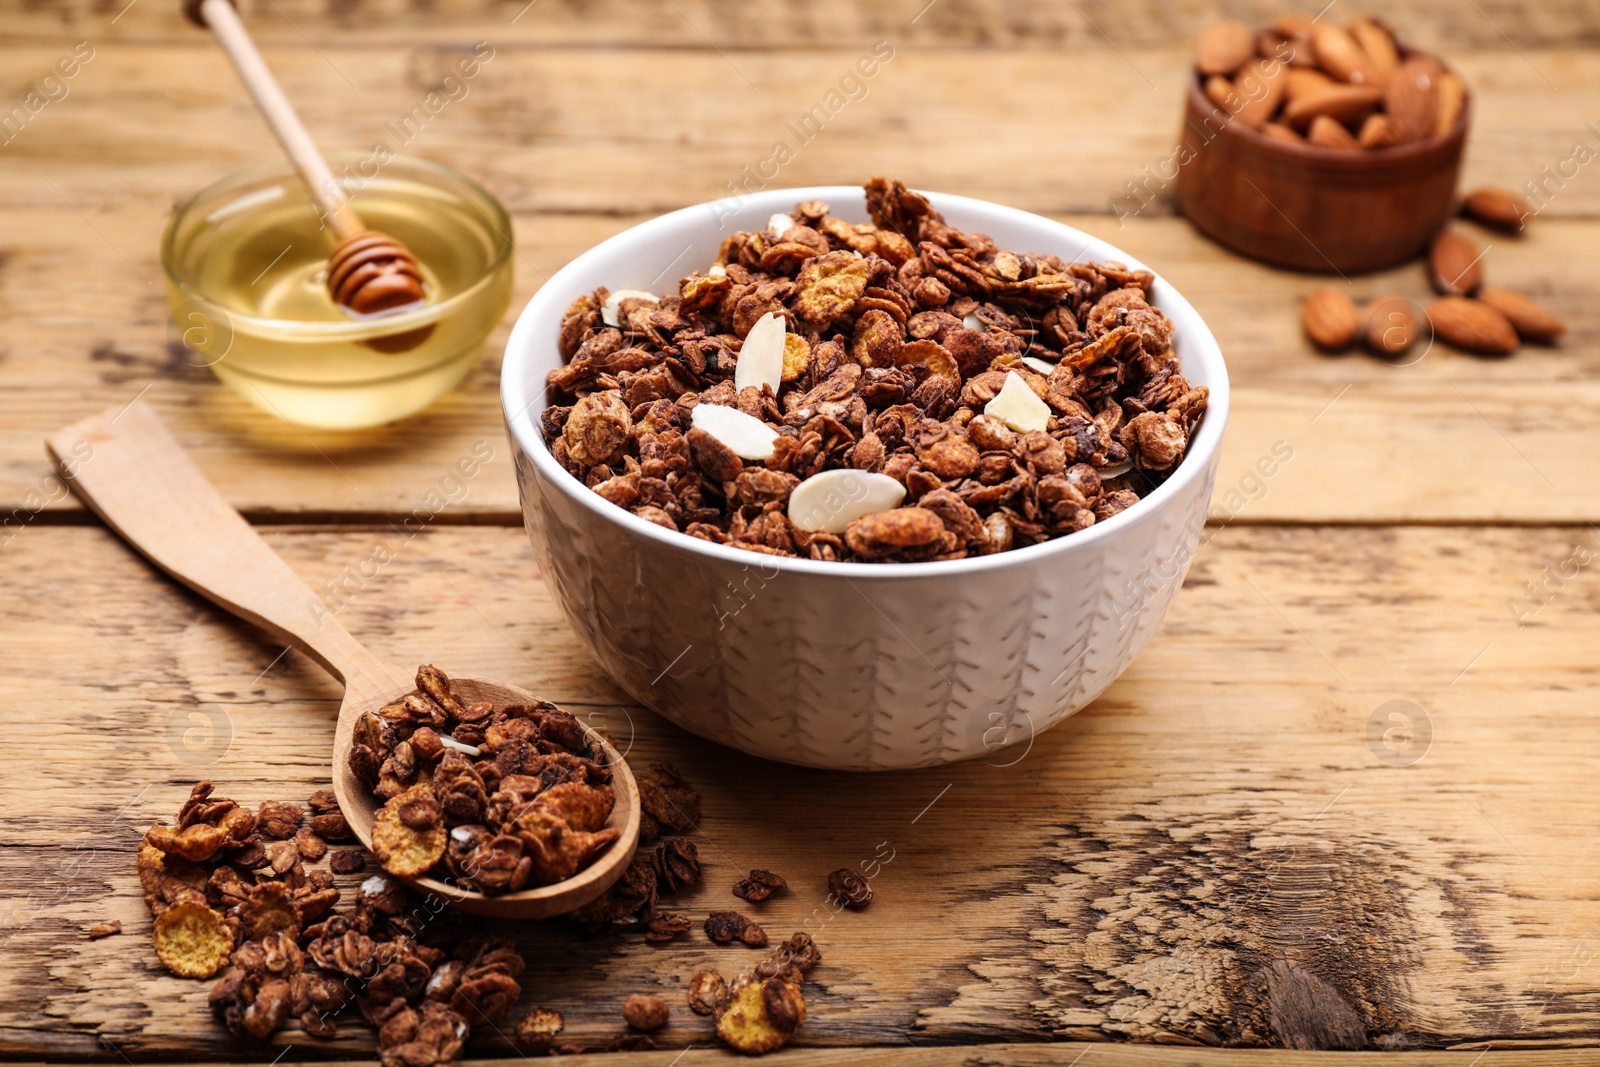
[502, 187, 1229, 770]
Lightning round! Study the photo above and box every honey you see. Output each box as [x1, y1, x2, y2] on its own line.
[162, 158, 513, 429]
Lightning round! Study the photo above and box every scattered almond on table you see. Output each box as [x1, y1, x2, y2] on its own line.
[1462, 187, 1532, 233]
[1363, 297, 1419, 357]
[1427, 296, 1519, 355]
[1429, 231, 1484, 296]
[1297, 185, 1561, 359]
[1301, 288, 1361, 350]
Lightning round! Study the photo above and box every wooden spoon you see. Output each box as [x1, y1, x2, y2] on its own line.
[185, 0, 434, 346]
[46, 401, 640, 919]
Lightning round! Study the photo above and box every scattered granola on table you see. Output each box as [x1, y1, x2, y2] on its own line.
[514, 1006, 564, 1052]
[622, 993, 671, 1032]
[137, 761, 821, 1058]
[542, 177, 1207, 562]
[347, 663, 621, 895]
[566, 762, 704, 935]
[827, 867, 873, 910]
[137, 780, 532, 1067]
[712, 932, 821, 1054]
[732, 868, 787, 902]
[705, 909, 768, 947]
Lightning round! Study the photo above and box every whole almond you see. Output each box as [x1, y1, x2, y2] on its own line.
[1462, 187, 1532, 233]
[1308, 114, 1360, 150]
[1312, 22, 1381, 85]
[1285, 37, 1319, 67]
[1274, 12, 1316, 38]
[1427, 296, 1517, 355]
[1285, 83, 1383, 128]
[1433, 71, 1466, 137]
[1204, 75, 1240, 111]
[1285, 68, 1338, 102]
[1197, 19, 1257, 76]
[1476, 287, 1565, 343]
[1232, 58, 1288, 128]
[1257, 30, 1289, 60]
[1350, 18, 1400, 83]
[1363, 297, 1419, 356]
[1385, 55, 1443, 142]
[1303, 288, 1360, 350]
[1357, 112, 1402, 149]
[1429, 231, 1484, 295]
[1261, 122, 1304, 145]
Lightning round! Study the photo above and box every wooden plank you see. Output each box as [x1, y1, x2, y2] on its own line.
[4, 0, 1600, 51]
[1, 201, 1595, 525]
[44, 1050, 1600, 1067]
[2, 524, 1598, 1057]
[0, 46, 1596, 219]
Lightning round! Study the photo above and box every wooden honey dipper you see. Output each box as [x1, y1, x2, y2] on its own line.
[184, 0, 427, 318]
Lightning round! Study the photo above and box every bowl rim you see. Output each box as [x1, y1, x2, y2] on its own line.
[501, 185, 1230, 580]
[161, 154, 515, 341]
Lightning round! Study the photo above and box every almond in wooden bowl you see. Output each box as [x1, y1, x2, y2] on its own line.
[1176, 14, 1470, 273]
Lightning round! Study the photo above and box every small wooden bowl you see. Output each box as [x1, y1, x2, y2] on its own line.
[1174, 71, 1470, 273]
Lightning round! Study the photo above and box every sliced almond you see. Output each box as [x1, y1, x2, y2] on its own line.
[767, 213, 795, 237]
[1021, 356, 1058, 375]
[734, 312, 786, 394]
[689, 403, 780, 461]
[984, 371, 1051, 434]
[788, 469, 908, 534]
[601, 289, 658, 327]
[1307, 114, 1360, 150]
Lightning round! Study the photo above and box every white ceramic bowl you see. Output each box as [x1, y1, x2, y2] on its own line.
[501, 186, 1229, 771]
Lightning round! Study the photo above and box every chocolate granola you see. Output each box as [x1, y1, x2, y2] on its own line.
[347, 664, 620, 895]
[542, 177, 1207, 563]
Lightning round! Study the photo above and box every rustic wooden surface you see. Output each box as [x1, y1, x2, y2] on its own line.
[1, 0, 1598, 1062]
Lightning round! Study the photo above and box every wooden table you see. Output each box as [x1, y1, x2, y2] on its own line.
[2, 2, 1597, 1063]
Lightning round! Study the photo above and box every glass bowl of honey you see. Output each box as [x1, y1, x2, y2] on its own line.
[161, 156, 513, 429]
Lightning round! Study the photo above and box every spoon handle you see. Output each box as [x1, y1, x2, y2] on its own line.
[190, 0, 363, 242]
[46, 400, 384, 687]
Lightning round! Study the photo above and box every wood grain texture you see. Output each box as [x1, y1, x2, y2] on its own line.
[2, 524, 1597, 1057]
[36, 1051, 1600, 1067]
[5, 0, 1600, 50]
[0, 45, 1594, 218]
